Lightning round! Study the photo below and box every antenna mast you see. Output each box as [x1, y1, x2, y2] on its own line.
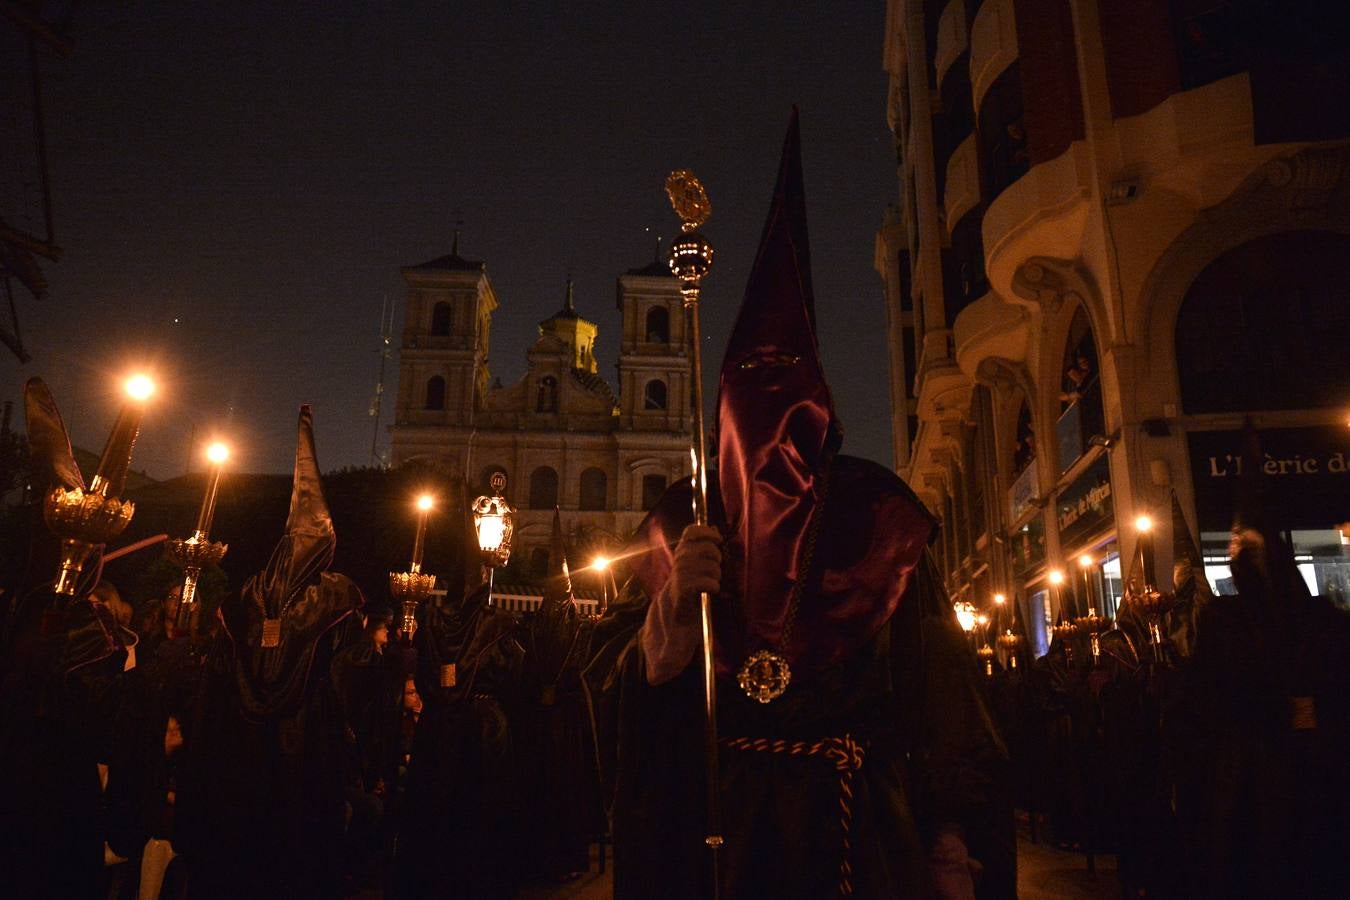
[369, 295, 395, 466]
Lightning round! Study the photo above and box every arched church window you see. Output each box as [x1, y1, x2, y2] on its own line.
[424, 375, 446, 410]
[579, 468, 607, 511]
[646, 306, 670, 343]
[644, 379, 667, 411]
[641, 474, 668, 511]
[430, 302, 452, 336]
[529, 546, 551, 578]
[529, 466, 559, 509]
[536, 376, 558, 413]
[1175, 230, 1350, 414]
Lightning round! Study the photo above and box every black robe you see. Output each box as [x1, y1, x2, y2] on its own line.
[515, 590, 602, 880]
[173, 572, 363, 899]
[0, 590, 127, 899]
[1180, 589, 1350, 899]
[594, 555, 1012, 900]
[395, 584, 526, 899]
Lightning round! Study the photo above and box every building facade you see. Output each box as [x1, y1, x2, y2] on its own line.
[878, 0, 1350, 653]
[389, 246, 692, 573]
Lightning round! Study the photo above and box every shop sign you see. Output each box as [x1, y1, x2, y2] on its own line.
[1009, 462, 1040, 522]
[1056, 455, 1113, 549]
[1187, 426, 1350, 530]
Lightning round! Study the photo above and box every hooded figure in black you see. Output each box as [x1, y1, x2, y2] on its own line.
[516, 508, 600, 881]
[173, 407, 365, 899]
[1178, 427, 1350, 899]
[591, 112, 1011, 900]
[0, 378, 142, 899]
[394, 477, 526, 899]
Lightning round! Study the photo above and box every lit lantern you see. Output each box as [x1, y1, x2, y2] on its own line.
[954, 600, 977, 633]
[472, 472, 514, 606]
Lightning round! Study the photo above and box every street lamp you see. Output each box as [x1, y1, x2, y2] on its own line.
[954, 600, 977, 633]
[472, 472, 514, 606]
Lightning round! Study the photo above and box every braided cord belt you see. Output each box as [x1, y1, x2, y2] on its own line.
[721, 734, 867, 897]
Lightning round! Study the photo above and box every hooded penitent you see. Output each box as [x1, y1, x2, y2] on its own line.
[219, 406, 362, 719]
[709, 109, 933, 678]
[525, 508, 584, 697]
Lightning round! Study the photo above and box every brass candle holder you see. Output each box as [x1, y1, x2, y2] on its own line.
[996, 630, 1023, 670]
[977, 643, 995, 677]
[390, 570, 437, 639]
[45, 488, 137, 596]
[1074, 611, 1110, 663]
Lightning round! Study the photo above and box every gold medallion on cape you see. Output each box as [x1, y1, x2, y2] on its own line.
[738, 649, 792, 704]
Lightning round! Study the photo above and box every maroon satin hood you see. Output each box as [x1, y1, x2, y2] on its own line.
[708, 110, 932, 678]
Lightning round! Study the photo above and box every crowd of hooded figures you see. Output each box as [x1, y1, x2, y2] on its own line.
[985, 496, 1349, 899]
[2, 113, 1346, 900]
[0, 397, 610, 900]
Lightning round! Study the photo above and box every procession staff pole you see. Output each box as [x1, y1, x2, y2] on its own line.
[665, 170, 724, 895]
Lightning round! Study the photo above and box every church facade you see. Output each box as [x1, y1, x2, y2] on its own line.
[389, 245, 693, 574]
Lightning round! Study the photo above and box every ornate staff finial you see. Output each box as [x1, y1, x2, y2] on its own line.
[663, 167, 725, 867]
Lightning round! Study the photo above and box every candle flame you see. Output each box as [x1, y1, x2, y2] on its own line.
[416, 494, 434, 512]
[124, 374, 156, 402]
[1135, 514, 1154, 533]
[206, 442, 230, 465]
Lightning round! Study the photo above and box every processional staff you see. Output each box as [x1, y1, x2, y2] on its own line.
[664, 169, 724, 889]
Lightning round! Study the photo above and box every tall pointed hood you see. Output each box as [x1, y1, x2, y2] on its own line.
[23, 377, 84, 492]
[631, 112, 934, 685]
[714, 109, 841, 673]
[280, 405, 336, 594]
[225, 406, 360, 718]
[541, 507, 574, 612]
[235, 406, 337, 626]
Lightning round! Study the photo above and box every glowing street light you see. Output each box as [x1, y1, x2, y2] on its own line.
[954, 600, 977, 633]
[472, 472, 514, 606]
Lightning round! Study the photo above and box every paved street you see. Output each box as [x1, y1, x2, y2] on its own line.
[517, 830, 1120, 899]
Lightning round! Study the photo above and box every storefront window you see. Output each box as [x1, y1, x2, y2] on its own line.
[1202, 528, 1350, 608]
[1292, 529, 1350, 607]
[1021, 588, 1051, 659]
[1099, 546, 1124, 618]
[1010, 514, 1047, 577]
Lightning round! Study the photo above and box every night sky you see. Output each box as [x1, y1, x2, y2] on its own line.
[5, 2, 898, 480]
